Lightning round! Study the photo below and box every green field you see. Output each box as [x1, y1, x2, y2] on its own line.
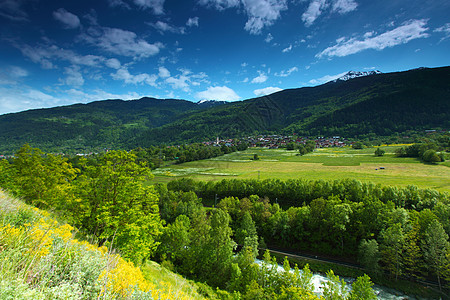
[150, 146, 450, 192]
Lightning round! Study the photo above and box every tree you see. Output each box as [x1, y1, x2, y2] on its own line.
[422, 149, 441, 163]
[206, 209, 237, 287]
[0, 159, 18, 195]
[358, 239, 381, 276]
[11, 144, 78, 208]
[322, 270, 348, 300]
[349, 274, 377, 300]
[352, 142, 364, 149]
[403, 222, 425, 280]
[422, 219, 450, 292]
[235, 212, 259, 258]
[286, 142, 296, 150]
[70, 150, 162, 262]
[380, 223, 405, 280]
[374, 148, 385, 156]
[157, 214, 191, 265]
[253, 154, 260, 160]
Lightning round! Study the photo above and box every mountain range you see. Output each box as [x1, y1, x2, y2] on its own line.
[0, 66, 448, 153]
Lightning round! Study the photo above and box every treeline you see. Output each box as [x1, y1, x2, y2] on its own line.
[166, 178, 448, 210]
[395, 142, 447, 163]
[132, 142, 248, 168]
[166, 178, 450, 292]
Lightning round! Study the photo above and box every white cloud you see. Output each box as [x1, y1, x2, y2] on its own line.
[275, 66, 298, 77]
[158, 66, 170, 78]
[331, 0, 357, 14]
[63, 66, 84, 86]
[65, 88, 142, 102]
[20, 45, 55, 69]
[282, 44, 292, 53]
[10, 66, 28, 78]
[301, 0, 327, 27]
[111, 68, 158, 86]
[0, 0, 28, 21]
[242, 77, 249, 83]
[166, 75, 191, 92]
[301, 0, 357, 27]
[165, 91, 175, 98]
[0, 66, 28, 85]
[316, 19, 429, 58]
[0, 85, 146, 115]
[253, 86, 282, 96]
[308, 71, 347, 85]
[53, 8, 81, 29]
[164, 69, 209, 91]
[66, 52, 104, 66]
[434, 23, 450, 41]
[198, 0, 240, 10]
[107, 0, 131, 9]
[19, 44, 105, 69]
[133, 0, 165, 14]
[251, 71, 268, 83]
[186, 17, 199, 27]
[243, 0, 288, 34]
[83, 27, 162, 59]
[106, 58, 121, 69]
[265, 33, 273, 43]
[199, 0, 288, 34]
[0, 86, 60, 115]
[150, 21, 185, 34]
[195, 86, 240, 101]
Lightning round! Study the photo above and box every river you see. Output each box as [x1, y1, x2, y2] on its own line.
[255, 259, 433, 299]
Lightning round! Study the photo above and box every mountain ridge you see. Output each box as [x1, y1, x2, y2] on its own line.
[0, 66, 448, 153]
[333, 70, 382, 82]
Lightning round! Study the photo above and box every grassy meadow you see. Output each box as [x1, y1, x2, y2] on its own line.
[150, 145, 450, 192]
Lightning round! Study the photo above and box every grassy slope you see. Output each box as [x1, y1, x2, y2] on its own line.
[150, 146, 450, 192]
[0, 190, 206, 300]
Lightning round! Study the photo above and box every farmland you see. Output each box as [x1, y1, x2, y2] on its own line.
[150, 145, 450, 192]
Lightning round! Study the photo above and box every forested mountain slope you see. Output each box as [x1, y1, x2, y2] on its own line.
[0, 97, 223, 152]
[136, 66, 450, 145]
[0, 66, 448, 152]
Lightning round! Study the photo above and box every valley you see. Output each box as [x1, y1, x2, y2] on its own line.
[150, 146, 450, 192]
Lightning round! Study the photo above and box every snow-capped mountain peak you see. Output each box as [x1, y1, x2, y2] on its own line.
[196, 99, 227, 107]
[334, 70, 382, 82]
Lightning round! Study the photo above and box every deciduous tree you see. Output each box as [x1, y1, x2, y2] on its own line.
[70, 150, 162, 262]
[422, 219, 450, 291]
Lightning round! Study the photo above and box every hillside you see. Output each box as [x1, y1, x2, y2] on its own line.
[0, 190, 206, 299]
[136, 66, 450, 145]
[0, 66, 449, 152]
[0, 97, 223, 153]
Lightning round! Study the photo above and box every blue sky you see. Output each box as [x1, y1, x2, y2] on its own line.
[0, 0, 449, 115]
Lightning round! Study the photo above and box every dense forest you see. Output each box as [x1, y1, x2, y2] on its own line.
[160, 175, 450, 295]
[0, 66, 448, 153]
[0, 145, 449, 298]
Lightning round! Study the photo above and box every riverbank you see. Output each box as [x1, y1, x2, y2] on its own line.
[264, 248, 446, 299]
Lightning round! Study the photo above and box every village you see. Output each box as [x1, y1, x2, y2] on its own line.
[203, 135, 348, 149]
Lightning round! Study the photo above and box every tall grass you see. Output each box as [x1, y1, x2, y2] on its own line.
[0, 190, 204, 300]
